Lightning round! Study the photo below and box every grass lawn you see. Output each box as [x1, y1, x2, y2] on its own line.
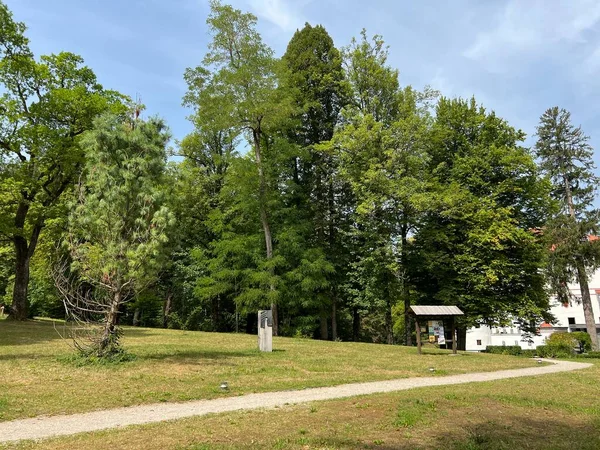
[0, 319, 539, 422]
[3, 360, 599, 450]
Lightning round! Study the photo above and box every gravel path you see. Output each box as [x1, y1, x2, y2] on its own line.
[0, 358, 591, 444]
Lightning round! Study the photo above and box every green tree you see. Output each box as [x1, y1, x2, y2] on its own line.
[409, 98, 552, 348]
[62, 114, 173, 356]
[281, 23, 350, 339]
[0, 2, 125, 320]
[535, 107, 600, 350]
[325, 31, 433, 344]
[183, 0, 292, 334]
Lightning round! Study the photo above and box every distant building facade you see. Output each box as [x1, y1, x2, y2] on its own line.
[466, 269, 600, 351]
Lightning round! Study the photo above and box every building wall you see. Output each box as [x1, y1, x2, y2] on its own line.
[465, 269, 600, 351]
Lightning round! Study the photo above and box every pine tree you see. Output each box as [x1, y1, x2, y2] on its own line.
[62, 114, 173, 356]
[535, 107, 600, 350]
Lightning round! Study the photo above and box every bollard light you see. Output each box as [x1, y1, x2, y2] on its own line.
[220, 381, 229, 390]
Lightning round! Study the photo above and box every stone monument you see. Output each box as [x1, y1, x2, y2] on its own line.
[258, 309, 273, 352]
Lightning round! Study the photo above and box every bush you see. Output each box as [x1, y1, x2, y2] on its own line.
[485, 346, 537, 358]
[547, 332, 576, 347]
[485, 346, 523, 356]
[577, 351, 600, 359]
[570, 332, 592, 352]
[520, 349, 536, 358]
[535, 344, 573, 358]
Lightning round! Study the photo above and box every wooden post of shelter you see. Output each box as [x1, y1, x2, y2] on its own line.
[408, 305, 464, 355]
[415, 317, 422, 355]
[451, 315, 457, 354]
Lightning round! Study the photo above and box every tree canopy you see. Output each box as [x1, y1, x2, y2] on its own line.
[1, 0, 595, 351]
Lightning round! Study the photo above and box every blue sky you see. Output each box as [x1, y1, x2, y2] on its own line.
[6, 0, 600, 165]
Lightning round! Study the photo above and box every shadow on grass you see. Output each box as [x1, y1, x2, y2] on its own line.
[0, 353, 51, 361]
[262, 415, 600, 450]
[433, 415, 600, 450]
[419, 350, 473, 357]
[0, 319, 69, 346]
[138, 349, 261, 362]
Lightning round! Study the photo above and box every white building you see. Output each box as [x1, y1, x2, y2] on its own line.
[465, 269, 600, 351]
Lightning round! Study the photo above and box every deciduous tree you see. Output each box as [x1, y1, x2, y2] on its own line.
[0, 1, 125, 320]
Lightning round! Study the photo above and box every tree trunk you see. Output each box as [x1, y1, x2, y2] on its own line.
[320, 308, 328, 340]
[10, 237, 30, 320]
[9, 221, 42, 321]
[353, 307, 360, 341]
[400, 222, 411, 346]
[564, 175, 576, 218]
[457, 326, 467, 351]
[385, 301, 394, 345]
[211, 295, 220, 331]
[385, 273, 394, 345]
[132, 308, 141, 326]
[564, 170, 598, 350]
[576, 259, 599, 350]
[254, 127, 278, 336]
[415, 318, 422, 354]
[162, 292, 172, 328]
[271, 302, 278, 336]
[331, 297, 337, 341]
[99, 290, 121, 355]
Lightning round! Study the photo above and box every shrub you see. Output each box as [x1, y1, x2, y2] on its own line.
[535, 344, 573, 359]
[485, 345, 523, 356]
[520, 349, 536, 358]
[547, 332, 577, 348]
[569, 332, 592, 352]
[485, 346, 537, 358]
[577, 351, 600, 359]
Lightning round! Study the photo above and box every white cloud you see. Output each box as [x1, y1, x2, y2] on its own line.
[245, 0, 310, 32]
[464, 0, 600, 72]
[583, 46, 600, 74]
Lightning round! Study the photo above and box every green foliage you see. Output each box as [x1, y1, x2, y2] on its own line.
[69, 115, 173, 289]
[485, 346, 525, 356]
[65, 114, 174, 356]
[547, 331, 591, 353]
[0, 1, 127, 318]
[577, 351, 600, 359]
[409, 98, 553, 331]
[535, 107, 600, 350]
[535, 344, 573, 358]
[59, 347, 136, 366]
[485, 346, 537, 358]
[0, 2, 571, 347]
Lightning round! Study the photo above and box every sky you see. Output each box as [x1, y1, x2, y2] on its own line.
[6, 0, 600, 165]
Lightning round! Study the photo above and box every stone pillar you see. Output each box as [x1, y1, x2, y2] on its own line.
[258, 310, 273, 352]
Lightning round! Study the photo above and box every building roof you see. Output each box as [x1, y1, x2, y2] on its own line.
[409, 305, 464, 316]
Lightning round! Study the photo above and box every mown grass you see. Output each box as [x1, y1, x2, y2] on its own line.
[5, 360, 599, 450]
[0, 319, 538, 421]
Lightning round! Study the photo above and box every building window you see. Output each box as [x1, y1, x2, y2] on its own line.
[515, 340, 519, 346]
[476, 340, 482, 346]
[568, 317, 576, 325]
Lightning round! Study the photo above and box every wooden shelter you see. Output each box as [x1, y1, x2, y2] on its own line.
[408, 306, 464, 354]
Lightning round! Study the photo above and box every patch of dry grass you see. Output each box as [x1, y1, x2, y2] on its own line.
[0, 320, 538, 422]
[4, 361, 599, 450]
